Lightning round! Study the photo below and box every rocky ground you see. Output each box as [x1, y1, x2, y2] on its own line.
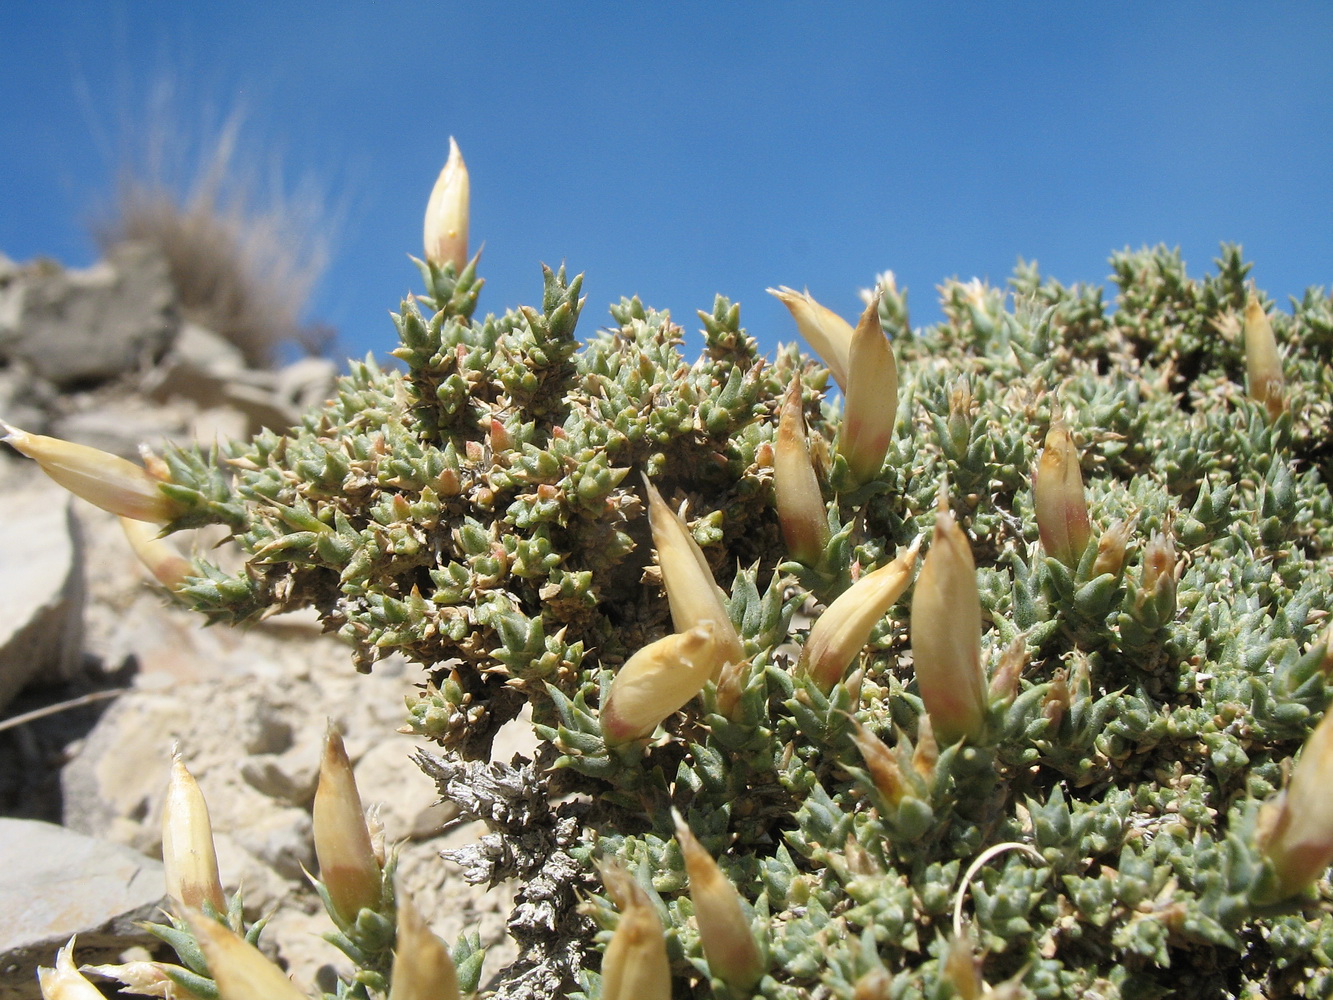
[0, 247, 523, 998]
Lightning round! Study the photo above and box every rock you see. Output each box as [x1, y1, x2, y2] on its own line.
[0, 486, 84, 710]
[0, 361, 56, 438]
[50, 394, 195, 459]
[141, 321, 247, 411]
[0, 243, 177, 388]
[276, 356, 338, 412]
[0, 818, 164, 1000]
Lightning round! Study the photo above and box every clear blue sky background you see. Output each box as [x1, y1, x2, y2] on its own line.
[3, 3, 1331, 362]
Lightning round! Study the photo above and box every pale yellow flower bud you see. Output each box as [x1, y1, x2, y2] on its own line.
[122, 517, 194, 591]
[911, 495, 988, 744]
[643, 476, 743, 675]
[423, 137, 470, 272]
[775, 376, 829, 565]
[1033, 416, 1091, 567]
[2, 422, 183, 523]
[1257, 709, 1333, 900]
[162, 747, 226, 914]
[37, 938, 105, 1000]
[601, 623, 727, 744]
[388, 889, 460, 1000]
[767, 286, 853, 391]
[597, 860, 672, 1000]
[839, 295, 898, 485]
[1243, 294, 1285, 420]
[313, 726, 382, 924]
[183, 909, 309, 1000]
[673, 810, 764, 991]
[798, 541, 919, 693]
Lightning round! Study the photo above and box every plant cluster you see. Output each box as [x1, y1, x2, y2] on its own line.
[20, 143, 1333, 999]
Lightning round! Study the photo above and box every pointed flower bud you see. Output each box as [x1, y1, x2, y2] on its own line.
[122, 517, 193, 592]
[942, 926, 985, 1000]
[601, 623, 726, 744]
[1243, 294, 1285, 420]
[846, 718, 907, 807]
[389, 889, 460, 1000]
[643, 477, 743, 674]
[424, 137, 470, 272]
[912, 713, 939, 781]
[1140, 530, 1176, 607]
[987, 636, 1027, 704]
[597, 860, 672, 1000]
[1033, 416, 1091, 567]
[2, 423, 184, 523]
[162, 747, 226, 914]
[37, 938, 106, 1000]
[1093, 518, 1133, 578]
[839, 295, 898, 485]
[1256, 708, 1333, 900]
[767, 286, 853, 391]
[673, 810, 765, 991]
[183, 909, 310, 1000]
[313, 725, 382, 924]
[799, 541, 919, 693]
[775, 376, 829, 565]
[911, 494, 988, 744]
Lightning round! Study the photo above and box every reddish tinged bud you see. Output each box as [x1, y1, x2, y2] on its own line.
[1257, 709, 1333, 901]
[313, 726, 382, 924]
[799, 541, 919, 693]
[911, 491, 987, 744]
[1043, 668, 1071, 732]
[912, 713, 939, 781]
[1243, 294, 1285, 420]
[1093, 519, 1133, 578]
[767, 286, 853, 391]
[988, 636, 1027, 704]
[839, 294, 898, 485]
[673, 811, 765, 991]
[1141, 531, 1177, 605]
[775, 376, 829, 565]
[1033, 416, 1091, 567]
[942, 927, 985, 1000]
[847, 717, 906, 806]
[601, 624, 728, 744]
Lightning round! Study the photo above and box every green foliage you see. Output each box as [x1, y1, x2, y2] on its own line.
[161, 244, 1333, 999]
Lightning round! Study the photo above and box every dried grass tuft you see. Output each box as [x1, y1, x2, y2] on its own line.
[90, 82, 336, 366]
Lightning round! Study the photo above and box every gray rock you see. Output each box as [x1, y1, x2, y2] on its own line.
[0, 361, 56, 436]
[0, 818, 164, 1000]
[141, 321, 247, 411]
[0, 487, 84, 709]
[0, 243, 177, 388]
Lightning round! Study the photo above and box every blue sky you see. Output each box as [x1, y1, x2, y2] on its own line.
[3, 3, 1331, 362]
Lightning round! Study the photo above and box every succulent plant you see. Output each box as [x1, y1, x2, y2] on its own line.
[22, 147, 1333, 999]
